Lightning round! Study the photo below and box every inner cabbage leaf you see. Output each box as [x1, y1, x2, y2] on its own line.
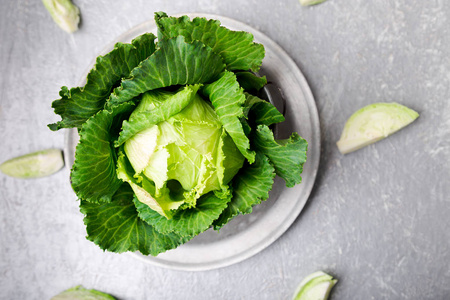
[121, 86, 245, 218]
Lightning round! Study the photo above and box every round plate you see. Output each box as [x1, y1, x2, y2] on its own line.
[65, 13, 320, 271]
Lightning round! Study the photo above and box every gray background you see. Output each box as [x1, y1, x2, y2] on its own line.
[1, 0, 449, 299]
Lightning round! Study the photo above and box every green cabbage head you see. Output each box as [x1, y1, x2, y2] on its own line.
[48, 12, 308, 256]
[118, 85, 244, 218]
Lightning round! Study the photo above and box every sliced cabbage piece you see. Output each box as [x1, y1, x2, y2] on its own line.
[42, 0, 80, 33]
[51, 285, 116, 300]
[292, 271, 338, 300]
[337, 102, 419, 154]
[0, 149, 64, 179]
[299, 0, 328, 6]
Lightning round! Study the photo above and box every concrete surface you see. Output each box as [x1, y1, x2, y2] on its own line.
[1, 0, 449, 299]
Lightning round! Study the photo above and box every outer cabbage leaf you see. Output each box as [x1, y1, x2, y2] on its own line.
[134, 191, 231, 237]
[49, 33, 156, 131]
[107, 37, 225, 108]
[71, 102, 134, 203]
[51, 285, 116, 300]
[253, 125, 308, 187]
[235, 71, 267, 92]
[213, 152, 275, 230]
[155, 12, 265, 72]
[80, 184, 187, 256]
[244, 93, 285, 126]
[201, 71, 255, 163]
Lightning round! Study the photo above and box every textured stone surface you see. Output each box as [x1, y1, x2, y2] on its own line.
[1, 0, 449, 299]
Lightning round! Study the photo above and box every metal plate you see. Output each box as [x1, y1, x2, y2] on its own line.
[65, 13, 320, 271]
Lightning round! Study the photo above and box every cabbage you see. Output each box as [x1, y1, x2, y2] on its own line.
[336, 102, 419, 154]
[42, 0, 80, 33]
[51, 285, 116, 300]
[49, 12, 308, 255]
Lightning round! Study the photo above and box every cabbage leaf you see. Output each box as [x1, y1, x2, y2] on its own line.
[202, 71, 255, 163]
[135, 190, 231, 237]
[155, 12, 265, 72]
[235, 71, 267, 92]
[106, 37, 225, 108]
[49, 33, 156, 131]
[80, 185, 188, 255]
[71, 102, 134, 203]
[253, 125, 308, 187]
[213, 152, 275, 230]
[244, 93, 285, 126]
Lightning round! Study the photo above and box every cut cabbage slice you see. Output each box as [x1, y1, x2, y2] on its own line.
[337, 102, 419, 154]
[299, 0, 328, 6]
[51, 285, 116, 300]
[42, 0, 80, 33]
[292, 271, 337, 300]
[0, 149, 64, 179]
